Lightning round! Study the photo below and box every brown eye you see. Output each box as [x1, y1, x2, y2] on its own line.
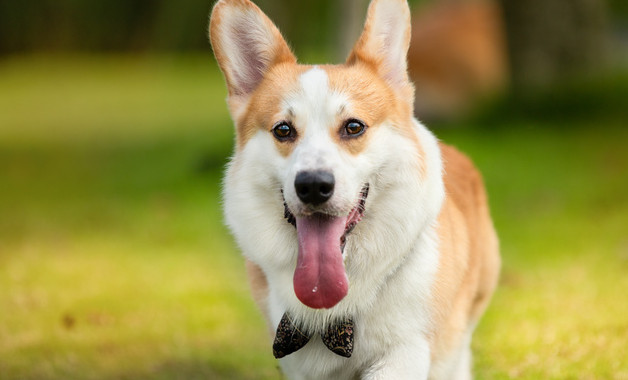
[272, 122, 295, 141]
[343, 119, 366, 137]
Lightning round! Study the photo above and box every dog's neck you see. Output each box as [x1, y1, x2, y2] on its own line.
[273, 312, 354, 358]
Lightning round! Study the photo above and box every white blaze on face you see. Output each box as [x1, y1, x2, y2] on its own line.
[282, 66, 362, 213]
[298, 66, 333, 124]
[289, 67, 345, 173]
[280, 67, 359, 309]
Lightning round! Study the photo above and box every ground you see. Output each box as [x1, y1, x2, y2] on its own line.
[0, 55, 627, 379]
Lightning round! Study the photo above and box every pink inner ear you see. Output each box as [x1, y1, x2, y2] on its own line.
[376, 11, 409, 90]
[229, 22, 269, 95]
[348, 0, 411, 95]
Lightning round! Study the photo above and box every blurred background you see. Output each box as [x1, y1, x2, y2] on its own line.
[0, 0, 627, 379]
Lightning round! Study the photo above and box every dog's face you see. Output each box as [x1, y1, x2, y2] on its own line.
[211, 0, 434, 311]
[241, 64, 390, 221]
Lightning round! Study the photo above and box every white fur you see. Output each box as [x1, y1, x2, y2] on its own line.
[223, 65, 450, 378]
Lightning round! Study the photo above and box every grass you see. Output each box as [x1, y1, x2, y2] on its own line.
[1, 54, 627, 379]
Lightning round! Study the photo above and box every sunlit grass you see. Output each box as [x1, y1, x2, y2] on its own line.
[1, 55, 627, 379]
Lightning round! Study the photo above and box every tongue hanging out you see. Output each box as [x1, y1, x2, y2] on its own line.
[286, 184, 369, 309]
[293, 214, 349, 309]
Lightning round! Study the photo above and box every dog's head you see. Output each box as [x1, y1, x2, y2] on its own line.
[211, 0, 439, 311]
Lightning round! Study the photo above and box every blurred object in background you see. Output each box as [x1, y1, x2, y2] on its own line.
[499, 0, 611, 94]
[612, 0, 628, 64]
[0, 0, 212, 53]
[335, 0, 369, 61]
[407, 0, 507, 121]
[0, 0, 624, 123]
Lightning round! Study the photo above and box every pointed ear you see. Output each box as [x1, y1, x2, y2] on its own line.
[347, 0, 413, 97]
[209, 0, 296, 99]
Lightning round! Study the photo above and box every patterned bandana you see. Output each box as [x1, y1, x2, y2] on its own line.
[272, 312, 354, 358]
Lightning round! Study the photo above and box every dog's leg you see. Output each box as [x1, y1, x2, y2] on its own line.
[451, 345, 472, 380]
[362, 338, 431, 380]
[430, 329, 474, 380]
[449, 330, 473, 380]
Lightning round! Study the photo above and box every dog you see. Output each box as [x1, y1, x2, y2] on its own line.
[209, 0, 500, 378]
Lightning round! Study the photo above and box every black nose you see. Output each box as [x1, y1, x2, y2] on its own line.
[294, 170, 335, 205]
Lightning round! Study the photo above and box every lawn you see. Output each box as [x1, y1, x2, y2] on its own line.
[0, 55, 627, 379]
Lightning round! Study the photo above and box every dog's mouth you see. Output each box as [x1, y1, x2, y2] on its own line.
[283, 184, 369, 251]
[283, 184, 369, 309]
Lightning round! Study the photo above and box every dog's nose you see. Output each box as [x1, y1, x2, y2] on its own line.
[294, 170, 335, 205]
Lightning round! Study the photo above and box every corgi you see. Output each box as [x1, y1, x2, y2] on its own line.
[209, 0, 500, 378]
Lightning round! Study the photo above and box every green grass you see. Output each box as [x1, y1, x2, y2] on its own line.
[436, 125, 628, 379]
[1, 55, 627, 379]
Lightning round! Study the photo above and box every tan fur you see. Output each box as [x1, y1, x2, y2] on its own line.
[429, 143, 500, 360]
[325, 63, 405, 156]
[235, 61, 420, 159]
[324, 63, 426, 174]
[238, 63, 307, 155]
[238, 62, 393, 157]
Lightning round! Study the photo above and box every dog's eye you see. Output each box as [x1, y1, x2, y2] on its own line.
[343, 119, 366, 137]
[272, 122, 295, 141]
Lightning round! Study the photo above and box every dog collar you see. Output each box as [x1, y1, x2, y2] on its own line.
[272, 312, 354, 358]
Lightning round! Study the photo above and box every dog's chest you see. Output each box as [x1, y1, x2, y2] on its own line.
[276, 241, 438, 379]
[278, 305, 431, 379]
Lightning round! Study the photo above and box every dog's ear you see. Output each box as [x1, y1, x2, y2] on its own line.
[209, 0, 296, 102]
[347, 0, 413, 100]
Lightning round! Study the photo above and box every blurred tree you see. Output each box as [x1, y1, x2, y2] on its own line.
[499, 0, 610, 92]
[150, 0, 212, 51]
[608, 0, 628, 22]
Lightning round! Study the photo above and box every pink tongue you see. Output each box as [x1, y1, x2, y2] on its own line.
[293, 214, 349, 309]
